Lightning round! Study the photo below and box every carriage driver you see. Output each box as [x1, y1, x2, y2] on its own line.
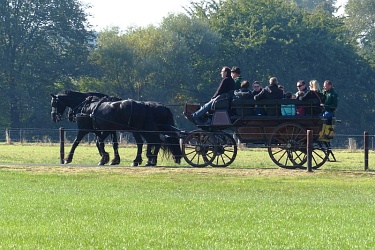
[185, 66, 235, 125]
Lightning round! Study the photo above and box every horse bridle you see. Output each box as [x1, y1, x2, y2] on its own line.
[51, 96, 89, 122]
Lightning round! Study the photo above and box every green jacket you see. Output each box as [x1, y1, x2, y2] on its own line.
[234, 76, 243, 90]
[323, 88, 338, 112]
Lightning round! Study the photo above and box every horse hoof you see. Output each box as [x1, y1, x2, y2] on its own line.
[131, 162, 141, 167]
[98, 161, 105, 165]
[110, 161, 120, 165]
[64, 159, 72, 164]
[145, 162, 157, 167]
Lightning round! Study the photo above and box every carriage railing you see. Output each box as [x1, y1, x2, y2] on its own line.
[226, 98, 322, 119]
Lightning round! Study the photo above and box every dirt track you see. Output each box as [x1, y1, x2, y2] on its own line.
[1, 164, 374, 177]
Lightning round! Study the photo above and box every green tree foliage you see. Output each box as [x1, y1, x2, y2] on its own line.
[77, 27, 137, 98]
[77, 15, 221, 103]
[345, 0, 375, 66]
[3, 0, 374, 138]
[183, 0, 375, 135]
[286, 0, 336, 12]
[0, 0, 94, 127]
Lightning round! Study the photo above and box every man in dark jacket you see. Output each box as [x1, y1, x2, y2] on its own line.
[185, 66, 235, 124]
[253, 77, 284, 116]
[254, 77, 284, 100]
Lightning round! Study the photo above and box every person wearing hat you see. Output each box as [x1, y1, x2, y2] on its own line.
[231, 66, 242, 90]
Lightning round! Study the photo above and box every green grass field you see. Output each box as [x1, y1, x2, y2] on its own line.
[1, 144, 375, 249]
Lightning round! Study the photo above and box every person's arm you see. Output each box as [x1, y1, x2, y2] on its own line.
[254, 87, 266, 100]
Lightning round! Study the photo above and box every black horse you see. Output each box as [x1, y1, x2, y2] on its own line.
[81, 95, 181, 166]
[51, 91, 120, 165]
[51, 90, 182, 166]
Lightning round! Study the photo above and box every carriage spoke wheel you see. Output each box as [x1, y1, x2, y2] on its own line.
[209, 132, 237, 168]
[295, 144, 329, 170]
[182, 131, 217, 168]
[309, 145, 328, 169]
[268, 123, 307, 169]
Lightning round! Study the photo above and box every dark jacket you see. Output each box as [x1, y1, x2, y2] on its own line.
[212, 76, 235, 99]
[302, 90, 325, 115]
[252, 88, 262, 96]
[254, 84, 284, 100]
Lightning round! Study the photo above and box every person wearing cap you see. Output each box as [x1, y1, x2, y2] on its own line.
[231, 66, 243, 90]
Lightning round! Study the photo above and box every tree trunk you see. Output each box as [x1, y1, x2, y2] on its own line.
[8, 76, 20, 128]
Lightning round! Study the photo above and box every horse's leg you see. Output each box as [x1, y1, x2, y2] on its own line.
[145, 142, 159, 166]
[144, 133, 160, 167]
[109, 131, 120, 165]
[96, 133, 109, 165]
[95, 136, 103, 156]
[65, 131, 88, 164]
[131, 132, 143, 166]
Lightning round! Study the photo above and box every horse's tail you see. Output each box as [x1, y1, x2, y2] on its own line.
[159, 134, 182, 164]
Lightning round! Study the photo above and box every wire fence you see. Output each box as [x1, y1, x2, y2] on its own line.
[0, 127, 373, 150]
[0, 127, 374, 170]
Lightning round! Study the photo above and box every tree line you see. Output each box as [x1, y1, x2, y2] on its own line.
[0, 0, 374, 136]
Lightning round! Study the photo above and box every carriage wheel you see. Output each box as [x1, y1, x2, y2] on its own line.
[182, 131, 217, 168]
[293, 144, 329, 169]
[268, 123, 307, 169]
[309, 145, 328, 169]
[209, 132, 237, 168]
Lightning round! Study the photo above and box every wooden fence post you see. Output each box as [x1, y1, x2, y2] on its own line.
[59, 127, 65, 164]
[307, 130, 313, 172]
[364, 131, 369, 171]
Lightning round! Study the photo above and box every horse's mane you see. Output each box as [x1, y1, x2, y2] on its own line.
[61, 90, 109, 98]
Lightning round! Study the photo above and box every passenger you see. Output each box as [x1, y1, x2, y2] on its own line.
[278, 84, 285, 98]
[231, 66, 243, 90]
[295, 80, 308, 115]
[233, 80, 254, 116]
[252, 81, 265, 115]
[281, 92, 296, 116]
[252, 81, 262, 95]
[254, 77, 284, 116]
[233, 80, 253, 99]
[295, 80, 308, 100]
[254, 77, 284, 100]
[301, 80, 325, 116]
[321, 80, 338, 125]
[185, 66, 235, 125]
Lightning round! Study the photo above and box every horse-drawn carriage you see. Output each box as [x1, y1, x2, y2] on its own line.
[182, 95, 336, 169]
[51, 90, 336, 169]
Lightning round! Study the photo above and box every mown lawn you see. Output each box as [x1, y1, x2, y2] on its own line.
[0, 144, 374, 249]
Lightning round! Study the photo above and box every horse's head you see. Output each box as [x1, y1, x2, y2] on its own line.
[50, 94, 67, 122]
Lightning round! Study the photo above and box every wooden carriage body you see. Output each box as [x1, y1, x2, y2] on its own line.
[182, 98, 335, 169]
